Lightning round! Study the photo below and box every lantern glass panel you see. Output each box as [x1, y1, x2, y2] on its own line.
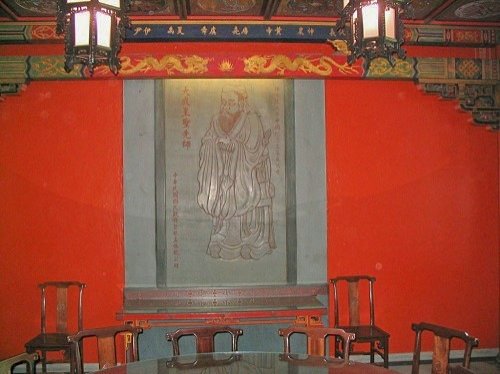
[351, 9, 357, 36]
[96, 11, 112, 48]
[362, 3, 379, 38]
[385, 7, 396, 39]
[74, 11, 90, 46]
[99, 0, 121, 8]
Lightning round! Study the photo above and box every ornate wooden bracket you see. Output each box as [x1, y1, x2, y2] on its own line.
[0, 82, 26, 100]
[419, 81, 499, 130]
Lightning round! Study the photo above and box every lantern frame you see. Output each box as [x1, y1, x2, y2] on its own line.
[335, 0, 410, 66]
[56, 0, 131, 74]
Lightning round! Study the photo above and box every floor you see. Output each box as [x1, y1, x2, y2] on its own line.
[389, 359, 500, 373]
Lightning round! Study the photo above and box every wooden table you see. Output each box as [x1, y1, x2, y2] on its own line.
[97, 352, 400, 373]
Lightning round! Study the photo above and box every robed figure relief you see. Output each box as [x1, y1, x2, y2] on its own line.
[197, 85, 277, 260]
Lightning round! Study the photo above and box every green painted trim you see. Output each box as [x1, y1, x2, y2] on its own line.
[0, 56, 29, 82]
[28, 56, 83, 79]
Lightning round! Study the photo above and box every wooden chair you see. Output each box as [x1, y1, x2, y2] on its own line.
[165, 326, 243, 355]
[25, 281, 85, 373]
[330, 275, 390, 367]
[67, 325, 143, 374]
[278, 326, 355, 364]
[411, 322, 479, 374]
[0, 353, 39, 374]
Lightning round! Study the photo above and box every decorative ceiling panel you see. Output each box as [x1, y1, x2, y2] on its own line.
[188, 0, 266, 16]
[403, 0, 446, 20]
[0, 8, 9, 19]
[273, 0, 338, 18]
[1, 0, 56, 17]
[434, 0, 500, 23]
[130, 0, 176, 16]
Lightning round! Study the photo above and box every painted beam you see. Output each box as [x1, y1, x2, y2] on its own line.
[0, 22, 498, 47]
[2, 53, 498, 79]
[0, 53, 497, 129]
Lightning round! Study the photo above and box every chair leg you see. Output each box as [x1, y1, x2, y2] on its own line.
[69, 347, 75, 374]
[370, 341, 375, 363]
[383, 338, 389, 368]
[41, 351, 47, 374]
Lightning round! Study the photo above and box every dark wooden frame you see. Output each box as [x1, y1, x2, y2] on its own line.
[68, 325, 143, 374]
[278, 326, 356, 364]
[411, 322, 479, 374]
[166, 326, 243, 355]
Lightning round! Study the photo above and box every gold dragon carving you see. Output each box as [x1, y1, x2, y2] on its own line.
[243, 54, 358, 76]
[118, 55, 211, 75]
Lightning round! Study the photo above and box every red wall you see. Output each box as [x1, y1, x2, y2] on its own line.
[0, 80, 124, 356]
[0, 74, 498, 357]
[326, 79, 499, 351]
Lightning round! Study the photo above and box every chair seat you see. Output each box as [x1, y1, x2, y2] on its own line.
[337, 325, 390, 342]
[25, 333, 72, 351]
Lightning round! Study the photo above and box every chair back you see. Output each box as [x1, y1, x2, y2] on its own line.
[278, 326, 355, 363]
[166, 326, 243, 355]
[0, 353, 38, 374]
[39, 281, 85, 334]
[330, 275, 376, 327]
[411, 322, 479, 374]
[68, 325, 143, 374]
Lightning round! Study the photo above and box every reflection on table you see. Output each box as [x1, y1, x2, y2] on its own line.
[97, 352, 400, 373]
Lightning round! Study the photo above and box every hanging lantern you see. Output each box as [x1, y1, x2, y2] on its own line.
[56, 0, 131, 75]
[335, 0, 410, 66]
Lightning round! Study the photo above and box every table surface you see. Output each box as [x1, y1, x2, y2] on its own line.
[97, 351, 400, 373]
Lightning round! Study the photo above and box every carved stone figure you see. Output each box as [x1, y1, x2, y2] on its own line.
[197, 85, 276, 260]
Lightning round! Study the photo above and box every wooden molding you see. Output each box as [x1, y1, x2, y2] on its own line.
[419, 80, 500, 130]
